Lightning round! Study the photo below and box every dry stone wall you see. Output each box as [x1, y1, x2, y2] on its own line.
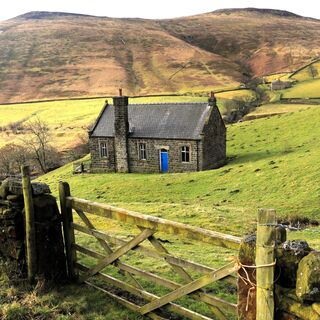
[238, 230, 320, 320]
[0, 178, 66, 281]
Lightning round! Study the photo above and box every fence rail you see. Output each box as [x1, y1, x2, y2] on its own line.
[66, 196, 241, 250]
[59, 182, 241, 320]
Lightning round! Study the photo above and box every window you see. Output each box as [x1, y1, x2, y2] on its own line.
[139, 143, 147, 160]
[99, 142, 108, 158]
[181, 146, 190, 163]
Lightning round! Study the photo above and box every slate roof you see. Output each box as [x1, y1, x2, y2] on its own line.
[90, 103, 211, 140]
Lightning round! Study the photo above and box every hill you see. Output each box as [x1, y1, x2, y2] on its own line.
[0, 8, 319, 103]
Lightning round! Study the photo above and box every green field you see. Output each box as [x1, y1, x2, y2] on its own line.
[291, 61, 320, 82]
[0, 91, 256, 150]
[282, 78, 320, 99]
[245, 103, 318, 119]
[263, 73, 291, 82]
[39, 107, 320, 233]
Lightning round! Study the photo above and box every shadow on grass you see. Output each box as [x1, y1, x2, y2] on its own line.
[228, 150, 290, 165]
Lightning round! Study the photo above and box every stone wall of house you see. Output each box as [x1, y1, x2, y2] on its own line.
[201, 104, 226, 170]
[0, 178, 66, 281]
[238, 232, 320, 320]
[128, 138, 199, 173]
[90, 137, 116, 173]
[90, 137, 200, 173]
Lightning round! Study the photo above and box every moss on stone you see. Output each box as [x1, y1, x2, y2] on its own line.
[296, 251, 320, 302]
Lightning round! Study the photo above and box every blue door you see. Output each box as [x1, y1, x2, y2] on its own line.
[160, 149, 169, 173]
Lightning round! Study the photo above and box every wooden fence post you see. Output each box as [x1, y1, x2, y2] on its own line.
[59, 182, 77, 280]
[21, 165, 37, 282]
[256, 209, 276, 320]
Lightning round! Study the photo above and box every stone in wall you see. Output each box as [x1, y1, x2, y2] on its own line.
[296, 252, 320, 302]
[276, 286, 320, 320]
[277, 240, 311, 288]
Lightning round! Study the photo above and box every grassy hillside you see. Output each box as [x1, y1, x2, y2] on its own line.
[2, 97, 320, 320]
[0, 91, 256, 150]
[290, 60, 320, 82]
[39, 106, 320, 236]
[244, 103, 318, 119]
[0, 9, 319, 102]
[19, 105, 317, 319]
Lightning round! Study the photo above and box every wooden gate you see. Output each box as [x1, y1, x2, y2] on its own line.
[59, 181, 242, 320]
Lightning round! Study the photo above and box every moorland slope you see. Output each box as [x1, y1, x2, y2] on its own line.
[0, 8, 319, 102]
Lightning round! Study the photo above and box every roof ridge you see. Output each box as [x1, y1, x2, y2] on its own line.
[109, 102, 208, 106]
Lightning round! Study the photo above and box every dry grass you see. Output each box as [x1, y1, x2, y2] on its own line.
[0, 10, 319, 102]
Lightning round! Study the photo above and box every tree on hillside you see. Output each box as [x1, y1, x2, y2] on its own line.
[0, 143, 30, 178]
[308, 65, 318, 79]
[224, 98, 249, 122]
[22, 117, 61, 174]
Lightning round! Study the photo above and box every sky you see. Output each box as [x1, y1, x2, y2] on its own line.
[0, 0, 320, 22]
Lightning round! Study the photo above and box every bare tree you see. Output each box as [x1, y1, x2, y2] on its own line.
[0, 143, 30, 177]
[22, 117, 60, 174]
[308, 65, 319, 79]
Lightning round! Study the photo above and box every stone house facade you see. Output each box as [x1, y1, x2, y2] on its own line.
[89, 94, 226, 173]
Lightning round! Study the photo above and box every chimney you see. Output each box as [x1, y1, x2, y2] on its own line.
[208, 91, 217, 107]
[113, 89, 129, 173]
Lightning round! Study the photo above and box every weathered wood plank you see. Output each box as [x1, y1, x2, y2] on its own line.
[59, 182, 77, 279]
[143, 230, 229, 318]
[72, 223, 237, 285]
[85, 281, 167, 320]
[75, 209, 143, 289]
[74, 244, 237, 314]
[140, 262, 239, 315]
[84, 280, 141, 312]
[145, 232, 193, 282]
[21, 165, 37, 282]
[78, 228, 155, 283]
[256, 209, 276, 320]
[76, 263, 213, 320]
[66, 196, 241, 250]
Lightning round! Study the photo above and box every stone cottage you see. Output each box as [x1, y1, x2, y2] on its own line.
[271, 79, 292, 90]
[88, 92, 226, 173]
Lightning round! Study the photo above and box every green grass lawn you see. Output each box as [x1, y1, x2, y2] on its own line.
[245, 104, 318, 119]
[282, 78, 320, 99]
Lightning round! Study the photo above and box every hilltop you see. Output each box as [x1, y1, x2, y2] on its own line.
[0, 8, 319, 102]
[213, 8, 303, 18]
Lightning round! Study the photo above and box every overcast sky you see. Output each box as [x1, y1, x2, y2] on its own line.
[1, 0, 320, 22]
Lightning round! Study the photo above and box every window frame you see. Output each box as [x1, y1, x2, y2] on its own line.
[99, 141, 108, 158]
[139, 142, 147, 160]
[181, 145, 190, 163]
